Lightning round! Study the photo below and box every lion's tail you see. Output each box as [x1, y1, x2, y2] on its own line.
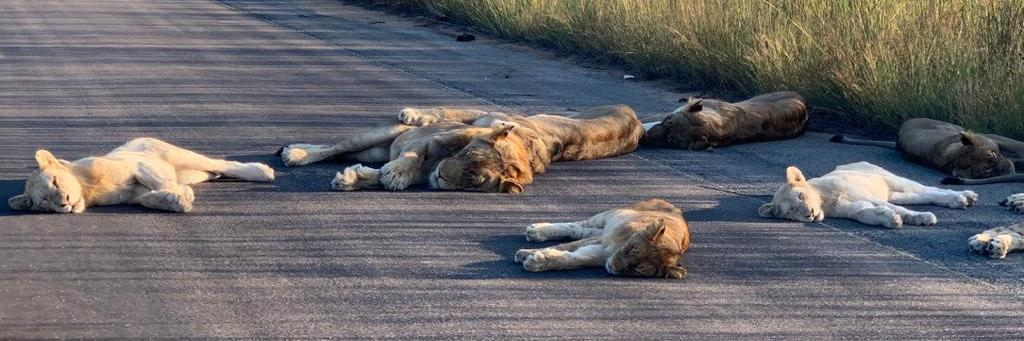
[829, 135, 897, 149]
[942, 173, 1024, 185]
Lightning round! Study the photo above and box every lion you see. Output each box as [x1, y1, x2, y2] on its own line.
[278, 105, 644, 193]
[758, 162, 977, 229]
[969, 220, 1024, 259]
[831, 118, 1024, 184]
[641, 91, 808, 151]
[8, 138, 275, 213]
[513, 199, 690, 278]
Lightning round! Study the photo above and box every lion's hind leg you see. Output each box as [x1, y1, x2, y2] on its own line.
[134, 139, 274, 182]
[177, 170, 219, 185]
[281, 124, 413, 166]
[884, 174, 977, 209]
[969, 222, 1024, 259]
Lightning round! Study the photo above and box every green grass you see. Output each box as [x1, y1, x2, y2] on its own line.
[383, 0, 1024, 138]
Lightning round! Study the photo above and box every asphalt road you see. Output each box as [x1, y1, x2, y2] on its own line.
[2, 0, 1024, 339]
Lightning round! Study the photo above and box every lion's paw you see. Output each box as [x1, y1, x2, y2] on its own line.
[379, 162, 416, 191]
[873, 208, 902, 229]
[514, 249, 537, 263]
[280, 144, 323, 167]
[946, 191, 977, 209]
[525, 223, 551, 242]
[163, 190, 193, 213]
[962, 190, 978, 207]
[331, 167, 361, 191]
[904, 212, 937, 226]
[523, 251, 551, 272]
[1000, 193, 1024, 214]
[399, 108, 439, 126]
[969, 233, 1012, 259]
[245, 163, 276, 182]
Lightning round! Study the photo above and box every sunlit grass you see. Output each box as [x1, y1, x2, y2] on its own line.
[392, 0, 1024, 137]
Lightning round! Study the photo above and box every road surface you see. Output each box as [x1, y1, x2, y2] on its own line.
[1, 0, 1023, 338]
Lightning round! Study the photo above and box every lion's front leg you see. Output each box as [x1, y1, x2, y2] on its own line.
[399, 108, 491, 126]
[969, 222, 1024, 259]
[378, 144, 428, 191]
[835, 200, 903, 229]
[521, 244, 606, 272]
[133, 185, 195, 213]
[281, 124, 413, 166]
[331, 164, 382, 191]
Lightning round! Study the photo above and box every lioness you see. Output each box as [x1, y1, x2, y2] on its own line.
[8, 138, 275, 213]
[641, 91, 808, 150]
[279, 105, 644, 193]
[513, 199, 690, 279]
[831, 118, 1024, 184]
[969, 221, 1024, 259]
[758, 162, 977, 228]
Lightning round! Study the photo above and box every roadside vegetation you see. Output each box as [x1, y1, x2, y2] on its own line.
[377, 0, 1024, 138]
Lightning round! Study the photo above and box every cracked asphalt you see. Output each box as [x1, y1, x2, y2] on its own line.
[1, 0, 1023, 339]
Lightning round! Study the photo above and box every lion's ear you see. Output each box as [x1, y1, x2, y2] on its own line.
[35, 150, 63, 170]
[960, 132, 978, 146]
[785, 166, 806, 185]
[9, 194, 31, 210]
[489, 121, 517, 140]
[647, 219, 667, 240]
[758, 203, 775, 217]
[499, 180, 524, 194]
[663, 265, 687, 279]
[687, 98, 703, 112]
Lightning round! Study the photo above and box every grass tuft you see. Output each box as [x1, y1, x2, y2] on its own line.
[381, 0, 1024, 138]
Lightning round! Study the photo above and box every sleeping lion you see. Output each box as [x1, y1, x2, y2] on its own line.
[279, 105, 644, 193]
[8, 138, 275, 213]
[641, 91, 808, 150]
[831, 118, 1024, 184]
[514, 199, 691, 279]
[758, 162, 977, 229]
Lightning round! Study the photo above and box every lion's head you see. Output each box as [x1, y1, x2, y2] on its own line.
[641, 98, 712, 150]
[758, 166, 825, 223]
[430, 122, 548, 193]
[606, 219, 688, 279]
[950, 132, 1014, 179]
[9, 150, 86, 214]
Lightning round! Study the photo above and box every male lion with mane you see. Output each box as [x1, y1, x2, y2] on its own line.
[279, 105, 644, 193]
[514, 199, 691, 279]
[759, 162, 977, 229]
[8, 138, 275, 213]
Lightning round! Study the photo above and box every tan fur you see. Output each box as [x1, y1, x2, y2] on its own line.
[834, 118, 1024, 183]
[279, 105, 644, 193]
[642, 91, 808, 150]
[513, 199, 690, 278]
[8, 138, 274, 213]
[758, 162, 977, 229]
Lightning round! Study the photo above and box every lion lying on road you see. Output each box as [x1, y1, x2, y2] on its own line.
[831, 118, 1024, 184]
[279, 105, 644, 193]
[8, 138, 275, 213]
[514, 199, 691, 279]
[641, 91, 808, 150]
[758, 162, 977, 229]
[969, 220, 1024, 259]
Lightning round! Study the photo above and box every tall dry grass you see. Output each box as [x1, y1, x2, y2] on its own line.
[391, 0, 1024, 137]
